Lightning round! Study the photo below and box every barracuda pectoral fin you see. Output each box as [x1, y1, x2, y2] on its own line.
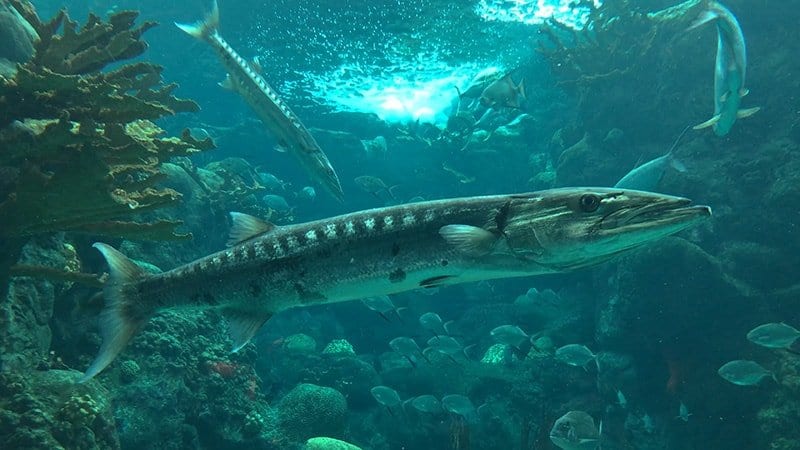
[737, 107, 760, 118]
[227, 212, 276, 246]
[218, 75, 234, 91]
[693, 115, 719, 130]
[223, 308, 272, 352]
[439, 224, 499, 256]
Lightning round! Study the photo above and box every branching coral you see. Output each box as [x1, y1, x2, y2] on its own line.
[0, 1, 213, 242]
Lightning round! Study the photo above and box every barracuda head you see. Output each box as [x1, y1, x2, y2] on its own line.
[501, 188, 711, 271]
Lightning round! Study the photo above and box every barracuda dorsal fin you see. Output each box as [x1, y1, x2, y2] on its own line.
[227, 212, 276, 246]
[223, 309, 272, 352]
[439, 224, 498, 256]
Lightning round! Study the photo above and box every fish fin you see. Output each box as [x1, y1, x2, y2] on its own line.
[686, 8, 718, 32]
[439, 224, 498, 256]
[223, 309, 272, 352]
[692, 115, 719, 130]
[250, 56, 263, 74]
[387, 184, 402, 200]
[516, 78, 526, 101]
[719, 91, 729, 102]
[737, 107, 761, 119]
[274, 143, 289, 153]
[218, 74, 234, 90]
[227, 212, 276, 246]
[80, 243, 152, 383]
[395, 306, 408, 323]
[443, 320, 456, 335]
[669, 156, 687, 173]
[740, 88, 749, 97]
[175, 0, 219, 39]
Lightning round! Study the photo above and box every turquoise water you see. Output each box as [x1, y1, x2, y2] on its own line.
[1, 0, 798, 449]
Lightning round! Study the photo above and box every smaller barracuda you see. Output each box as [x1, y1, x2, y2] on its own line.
[176, 1, 344, 201]
[690, 1, 760, 136]
[80, 188, 710, 381]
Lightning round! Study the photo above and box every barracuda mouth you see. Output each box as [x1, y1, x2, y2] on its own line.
[599, 197, 711, 232]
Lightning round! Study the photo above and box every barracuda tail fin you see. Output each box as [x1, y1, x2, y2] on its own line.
[175, 0, 220, 40]
[80, 243, 152, 383]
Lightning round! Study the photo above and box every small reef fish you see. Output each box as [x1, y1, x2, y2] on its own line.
[642, 413, 655, 433]
[262, 194, 291, 214]
[718, 360, 776, 386]
[419, 312, 453, 336]
[361, 295, 402, 322]
[555, 344, 597, 369]
[371, 385, 402, 414]
[616, 389, 627, 409]
[354, 175, 397, 200]
[676, 402, 692, 422]
[298, 186, 316, 201]
[426, 336, 464, 358]
[389, 336, 428, 367]
[614, 126, 690, 191]
[441, 394, 479, 423]
[490, 325, 529, 349]
[457, 66, 504, 99]
[746, 322, 800, 349]
[550, 410, 601, 450]
[480, 73, 526, 109]
[176, 1, 344, 201]
[689, 1, 760, 136]
[411, 395, 442, 414]
[80, 188, 710, 381]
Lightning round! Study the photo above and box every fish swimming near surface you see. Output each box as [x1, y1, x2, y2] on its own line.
[480, 73, 526, 109]
[80, 188, 710, 381]
[689, 1, 760, 136]
[175, 1, 344, 201]
[550, 410, 601, 450]
[614, 126, 690, 191]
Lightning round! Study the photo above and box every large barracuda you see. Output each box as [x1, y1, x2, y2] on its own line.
[176, 1, 344, 201]
[81, 188, 710, 381]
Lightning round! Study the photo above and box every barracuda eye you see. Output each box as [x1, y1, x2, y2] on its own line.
[579, 194, 600, 212]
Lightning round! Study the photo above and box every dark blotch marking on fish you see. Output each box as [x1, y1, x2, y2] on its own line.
[389, 268, 406, 283]
[294, 282, 326, 303]
[295, 232, 308, 246]
[249, 282, 262, 297]
[391, 242, 401, 257]
[494, 201, 511, 231]
[440, 259, 449, 266]
[374, 216, 385, 232]
[419, 275, 456, 288]
[191, 291, 216, 305]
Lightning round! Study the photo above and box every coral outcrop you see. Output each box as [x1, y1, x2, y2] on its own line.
[278, 383, 348, 443]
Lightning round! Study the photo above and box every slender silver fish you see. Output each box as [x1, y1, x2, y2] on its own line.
[690, 1, 759, 136]
[80, 188, 710, 381]
[176, 1, 344, 201]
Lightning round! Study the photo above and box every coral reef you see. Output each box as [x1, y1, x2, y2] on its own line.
[0, 369, 119, 449]
[0, 1, 213, 246]
[304, 437, 363, 450]
[277, 383, 349, 443]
